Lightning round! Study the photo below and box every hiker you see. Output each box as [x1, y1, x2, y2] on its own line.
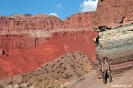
[102, 57, 112, 84]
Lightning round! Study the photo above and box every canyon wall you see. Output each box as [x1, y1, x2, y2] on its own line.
[0, 12, 97, 80]
[94, 0, 133, 77]
[94, 0, 133, 30]
[64, 12, 94, 28]
[0, 12, 94, 31]
[0, 12, 94, 55]
[0, 30, 97, 80]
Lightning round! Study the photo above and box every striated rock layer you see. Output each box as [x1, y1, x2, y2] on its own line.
[0, 12, 98, 80]
[94, 0, 133, 77]
[94, 0, 133, 29]
[0, 29, 97, 80]
[96, 24, 133, 63]
[0, 12, 94, 30]
[96, 24, 133, 77]
[0, 12, 94, 55]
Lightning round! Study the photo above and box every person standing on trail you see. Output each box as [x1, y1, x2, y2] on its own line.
[102, 57, 112, 84]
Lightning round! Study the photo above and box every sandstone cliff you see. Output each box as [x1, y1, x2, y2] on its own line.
[64, 12, 94, 28]
[96, 24, 133, 77]
[94, 0, 133, 30]
[0, 30, 97, 80]
[0, 12, 94, 55]
[0, 12, 94, 31]
[0, 12, 97, 80]
[94, 0, 133, 77]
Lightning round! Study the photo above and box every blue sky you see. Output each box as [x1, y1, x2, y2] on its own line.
[0, 0, 98, 20]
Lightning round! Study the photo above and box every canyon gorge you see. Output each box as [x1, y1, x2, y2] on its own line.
[0, 0, 133, 87]
[0, 12, 97, 80]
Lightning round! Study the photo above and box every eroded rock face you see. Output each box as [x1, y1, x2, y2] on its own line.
[0, 12, 95, 55]
[0, 14, 63, 30]
[0, 12, 97, 80]
[94, 0, 133, 77]
[97, 24, 133, 63]
[0, 35, 47, 55]
[96, 24, 133, 77]
[0, 12, 94, 31]
[64, 12, 94, 28]
[94, 0, 133, 30]
[0, 30, 97, 80]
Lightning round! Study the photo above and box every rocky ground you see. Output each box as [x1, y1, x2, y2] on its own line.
[0, 51, 93, 88]
[0, 53, 133, 88]
[62, 67, 133, 88]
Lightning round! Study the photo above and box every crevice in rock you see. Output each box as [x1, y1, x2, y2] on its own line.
[127, 26, 133, 31]
[100, 0, 104, 2]
[119, 16, 125, 23]
[93, 36, 99, 46]
[98, 26, 111, 32]
[35, 38, 37, 47]
[114, 25, 122, 29]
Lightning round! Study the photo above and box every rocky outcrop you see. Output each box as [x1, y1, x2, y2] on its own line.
[0, 12, 94, 31]
[95, 24, 133, 77]
[0, 14, 63, 30]
[93, 0, 133, 78]
[94, 0, 133, 30]
[64, 12, 94, 28]
[96, 24, 133, 63]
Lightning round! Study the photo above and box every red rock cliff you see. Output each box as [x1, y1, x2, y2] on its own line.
[0, 12, 94, 31]
[94, 0, 133, 78]
[0, 12, 98, 80]
[0, 12, 95, 55]
[94, 0, 133, 29]
[0, 30, 97, 80]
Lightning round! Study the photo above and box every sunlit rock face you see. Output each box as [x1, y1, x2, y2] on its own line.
[94, 0, 133, 30]
[94, 0, 133, 76]
[0, 12, 95, 55]
[0, 12, 97, 80]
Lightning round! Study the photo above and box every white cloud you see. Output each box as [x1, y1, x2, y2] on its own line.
[80, 0, 98, 12]
[49, 13, 58, 17]
[56, 3, 62, 8]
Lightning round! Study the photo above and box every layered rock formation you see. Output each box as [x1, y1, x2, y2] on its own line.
[0, 12, 94, 55]
[0, 12, 94, 31]
[96, 25, 133, 77]
[64, 12, 94, 28]
[94, 0, 133, 29]
[94, 0, 133, 77]
[0, 30, 97, 80]
[0, 12, 97, 80]
[0, 14, 63, 30]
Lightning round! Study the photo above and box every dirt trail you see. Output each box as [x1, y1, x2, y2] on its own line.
[62, 68, 133, 88]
